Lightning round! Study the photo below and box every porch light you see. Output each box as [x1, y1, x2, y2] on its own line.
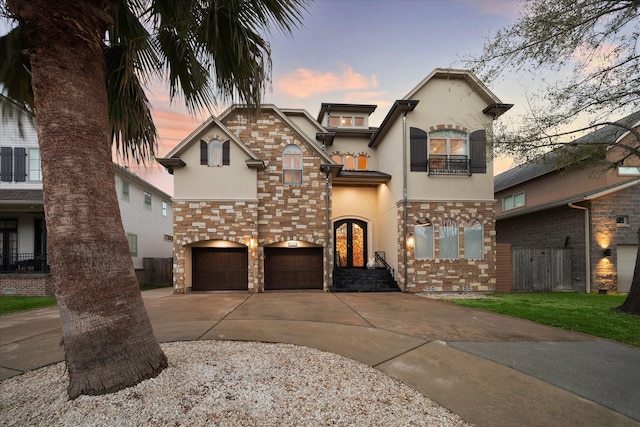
[406, 233, 415, 249]
[249, 237, 256, 249]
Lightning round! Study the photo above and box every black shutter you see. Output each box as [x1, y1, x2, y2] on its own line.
[410, 127, 428, 172]
[200, 140, 208, 165]
[14, 147, 27, 182]
[222, 140, 230, 165]
[469, 129, 487, 174]
[1, 147, 13, 182]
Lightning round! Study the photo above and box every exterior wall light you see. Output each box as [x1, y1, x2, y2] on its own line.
[603, 248, 612, 257]
[249, 237, 256, 249]
[406, 233, 415, 249]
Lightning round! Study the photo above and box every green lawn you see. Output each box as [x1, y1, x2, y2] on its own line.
[448, 293, 640, 347]
[0, 286, 164, 315]
[0, 296, 57, 315]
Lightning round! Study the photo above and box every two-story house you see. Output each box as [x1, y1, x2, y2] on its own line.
[0, 100, 174, 295]
[494, 111, 640, 293]
[158, 68, 512, 293]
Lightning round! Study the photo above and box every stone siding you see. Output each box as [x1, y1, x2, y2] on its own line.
[400, 201, 496, 292]
[172, 110, 331, 292]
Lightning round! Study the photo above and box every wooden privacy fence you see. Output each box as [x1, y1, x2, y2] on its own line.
[511, 248, 572, 292]
[143, 258, 173, 287]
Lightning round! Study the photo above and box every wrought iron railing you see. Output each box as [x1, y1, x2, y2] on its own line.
[375, 251, 394, 278]
[0, 253, 49, 273]
[427, 155, 470, 176]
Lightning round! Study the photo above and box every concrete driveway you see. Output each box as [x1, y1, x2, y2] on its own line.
[1, 288, 639, 427]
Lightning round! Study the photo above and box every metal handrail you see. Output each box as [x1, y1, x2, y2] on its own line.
[375, 251, 394, 278]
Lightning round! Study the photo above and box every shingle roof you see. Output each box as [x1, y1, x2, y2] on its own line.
[0, 189, 43, 202]
[494, 111, 640, 192]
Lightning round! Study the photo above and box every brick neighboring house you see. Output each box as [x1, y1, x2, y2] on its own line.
[494, 111, 640, 293]
[0, 102, 174, 296]
[158, 68, 512, 293]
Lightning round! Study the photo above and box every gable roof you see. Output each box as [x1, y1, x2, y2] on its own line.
[403, 68, 512, 117]
[494, 110, 640, 192]
[369, 69, 512, 148]
[156, 113, 263, 172]
[217, 104, 335, 165]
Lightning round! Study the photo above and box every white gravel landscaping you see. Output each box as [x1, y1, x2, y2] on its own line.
[0, 340, 471, 426]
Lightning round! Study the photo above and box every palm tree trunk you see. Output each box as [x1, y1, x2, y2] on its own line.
[14, 0, 167, 398]
[615, 228, 640, 315]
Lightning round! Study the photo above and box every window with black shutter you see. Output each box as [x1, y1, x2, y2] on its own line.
[14, 147, 27, 182]
[200, 140, 208, 165]
[222, 140, 230, 165]
[469, 129, 487, 174]
[410, 127, 428, 172]
[1, 147, 13, 182]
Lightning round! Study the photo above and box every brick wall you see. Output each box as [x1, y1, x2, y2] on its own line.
[496, 183, 639, 293]
[497, 205, 586, 291]
[401, 201, 496, 292]
[1, 274, 54, 296]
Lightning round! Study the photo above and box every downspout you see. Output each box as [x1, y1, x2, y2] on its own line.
[568, 203, 591, 293]
[402, 112, 408, 292]
[325, 171, 331, 291]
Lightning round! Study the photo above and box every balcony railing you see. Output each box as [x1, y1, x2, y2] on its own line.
[427, 155, 470, 176]
[0, 253, 50, 273]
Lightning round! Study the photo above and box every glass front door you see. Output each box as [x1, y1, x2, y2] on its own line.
[334, 219, 367, 268]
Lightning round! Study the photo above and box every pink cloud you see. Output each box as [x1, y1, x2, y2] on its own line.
[276, 67, 378, 98]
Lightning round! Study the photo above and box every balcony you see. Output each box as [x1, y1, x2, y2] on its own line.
[0, 253, 49, 273]
[427, 155, 470, 176]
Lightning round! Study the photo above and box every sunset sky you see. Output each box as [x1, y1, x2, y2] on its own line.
[140, 0, 530, 194]
[4, 1, 533, 194]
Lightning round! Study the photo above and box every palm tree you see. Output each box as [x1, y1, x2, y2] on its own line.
[1, 0, 308, 398]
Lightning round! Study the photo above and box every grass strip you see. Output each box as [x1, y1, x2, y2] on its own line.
[448, 292, 640, 347]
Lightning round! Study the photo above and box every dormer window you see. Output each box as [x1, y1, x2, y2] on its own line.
[328, 115, 367, 128]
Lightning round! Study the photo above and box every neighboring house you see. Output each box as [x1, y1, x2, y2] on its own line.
[0, 103, 174, 296]
[158, 68, 512, 293]
[494, 111, 640, 293]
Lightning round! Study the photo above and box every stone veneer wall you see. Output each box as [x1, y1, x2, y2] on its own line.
[225, 111, 331, 290]
[172, 200, 259, 293]
[399, 200, 496, 292]
[172, 110, 331, 293]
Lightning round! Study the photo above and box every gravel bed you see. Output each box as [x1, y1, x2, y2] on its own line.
[0, 341, 471, 426]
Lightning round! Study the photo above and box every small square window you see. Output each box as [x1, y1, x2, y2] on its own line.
[616, 215, 629, 227]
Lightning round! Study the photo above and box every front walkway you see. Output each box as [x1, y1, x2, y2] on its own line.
[1, 288, 639, 427]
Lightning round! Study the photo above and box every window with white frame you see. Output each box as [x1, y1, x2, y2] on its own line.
[122, 181, 130, 201]
[208, 140, 223, 166]
[464, 219, 483, 259]
[143, 192, 152, 210]
[127, 233, 138, 256]
[28, 148, 42, 181]
[503, 192, 525, 210]
[427, 129, 469, 175]
[439, 218, 459, 259]
[328, 115, 366, 128]
[162, 201, 168, 217]
[414, 218, 434, 259]
[282, 144, 302, 184]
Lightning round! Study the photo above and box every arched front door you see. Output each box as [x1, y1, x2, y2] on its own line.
[334, 219, 367, 268]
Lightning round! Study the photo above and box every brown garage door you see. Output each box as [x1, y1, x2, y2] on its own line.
[192, 247, 248, 290]
[264, 247, 323, 290]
